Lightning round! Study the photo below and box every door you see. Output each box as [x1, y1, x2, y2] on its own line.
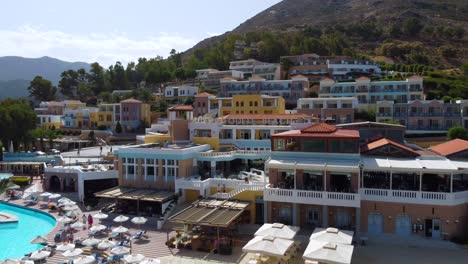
[306, 209, 320, 227]
[395, 215, 411, 236]
[367, 213, 383, 234]
[255, 198, 264, 225]
[335, 211, 351, 229]
[432, 219, 441, 239]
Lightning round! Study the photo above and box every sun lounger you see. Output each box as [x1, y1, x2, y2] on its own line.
[131, 231, 146, 239]
[24, 196, 38, 205]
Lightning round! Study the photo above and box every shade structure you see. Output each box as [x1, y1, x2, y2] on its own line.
[30, 235, 48, 244]
[110, 246, 130, 255]
[56, 243, 76, 252]
[81, 237, 102, 247]
[62, 248, 84, 258]
[131, 217, 148, 225]
[61, 200, 77, 206]
[66, 210, 79, 218]
[57, 216, 74, 224]
[123, 254, 145, 263]
[6, 183, 20, 190]
[58, 197, 72, 203]
[97, 240, 116, 250]
[71, 221, 86, 229]
[254, 223, 300, 240]
[113, 215, 129, 223]
[89, 224, 106, 232]
[40, 192, 52, 197]
[49, 193, 61, 199]
[92, 212, 108, 220]
[74, 256, 95, 264]
[112, 226, 129, 233]
[30, 251, 50, 260]
[242, 235, 294, 257]
[140, 259, 160, 264]
[303, 240, 354, 264]
[63, 205, 80, 211]
[309, 228, 354, 245]
[2, 259, 20, 264]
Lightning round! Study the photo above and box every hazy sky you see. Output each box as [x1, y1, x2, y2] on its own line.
[0, 0, 281, 66]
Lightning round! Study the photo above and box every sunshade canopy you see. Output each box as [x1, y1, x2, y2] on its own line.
[254, 223, 300, 240]
[303, 240, 354, 264]
[310, 227, 354, 245]
[242, 235, 294, 257]
[94, 186, 173, 203]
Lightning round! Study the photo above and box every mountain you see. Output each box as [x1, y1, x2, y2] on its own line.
[185, 0, 468, 67]
[0, 56, 90, 99]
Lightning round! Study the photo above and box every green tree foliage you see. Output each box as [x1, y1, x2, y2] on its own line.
[448, 126, 468, 140]
[402, 18, 423, 36]
[31, 127, 46, 151]
[0, 99, 37, 151]
[28, 76, 57, 102]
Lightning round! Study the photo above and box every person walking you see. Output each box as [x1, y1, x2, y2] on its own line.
[88, 214, 94, 228]
[82, 214, 87, 227]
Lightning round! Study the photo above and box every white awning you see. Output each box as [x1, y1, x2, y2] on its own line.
[418, 158, 457, 172]
[326, 159, 360, 172]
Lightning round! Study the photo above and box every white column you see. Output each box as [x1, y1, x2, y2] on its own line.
[419, 172, 423, 191]
[389, 171, 393, 190]
[323, 166, 327, 191]
[450, 173, 453, 193]
[232, 128, 237, 140]
[251, 128, 255, 140]
[294, 163, 297, 190]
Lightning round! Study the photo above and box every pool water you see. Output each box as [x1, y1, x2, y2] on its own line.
[0, 202, 56, 260]
[0, 173, 13, 180]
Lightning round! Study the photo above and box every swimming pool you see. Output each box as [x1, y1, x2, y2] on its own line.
[0, 202, 56, 260]
[0, 173, 13, 180]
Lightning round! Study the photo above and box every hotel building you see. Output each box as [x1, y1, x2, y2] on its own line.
[229, 59, 280, 80]
[195, 69, 245, 90]
[297, 97, 358, 124]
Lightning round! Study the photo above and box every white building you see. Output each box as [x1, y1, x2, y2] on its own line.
[229, 59, 280, 80]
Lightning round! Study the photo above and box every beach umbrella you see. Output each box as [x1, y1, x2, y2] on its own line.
[131, 217, 147, 225]
[65, 210, 79, 218]
[23, 261, 34, 264]
[62, 248, 84, 258]
[140, 259, 160, 264]
[5, 183, 20, 190]
[71, 221, 85, 229]
[2, 259, 20, 264]
[309, 227, 354, 245]
[89, 224, 106, 232]
[74, 256, 96, 264]
[30, 251, 50, 261]
[254, 223, 300, 240]
[113, 215, 129, 223]
[30, 235, 48, 244]
[40, 192, 52, 197]
[49, 193, 62, 199]
[123, 254, 145, 263]
[92, 212, 108, 220]
[63, 205, 80, 211]
[58, 197, 70, 203]
[303, 240, 354, 264]
[56, 243, 76, 252]
[242, 235, 294, 258]
[110, 246, 130, 255]
[57, 216, 73, 224]
[97, 240, 116, 250]
[82, 237, 102, 247]
[112, 226, 129, 233]
[61, 200, 77, 206]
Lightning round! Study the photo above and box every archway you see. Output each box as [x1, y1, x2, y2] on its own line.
[49, 176, 61, 192]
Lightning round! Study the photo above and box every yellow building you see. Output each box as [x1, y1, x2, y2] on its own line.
[208, 94, 285, 116]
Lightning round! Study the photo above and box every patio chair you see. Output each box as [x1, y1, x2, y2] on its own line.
[131, 231, 145, 239]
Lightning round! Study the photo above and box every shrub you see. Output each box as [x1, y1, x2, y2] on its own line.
[448, 126, 468, 140]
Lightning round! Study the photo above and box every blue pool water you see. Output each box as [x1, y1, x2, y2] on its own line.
[0, 202, 56, 260]
[0, 173, 13, 180]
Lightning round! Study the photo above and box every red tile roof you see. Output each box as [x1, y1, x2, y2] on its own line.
[195, 92, 215, 98]
[321, 77, 334, 81]
[356, 76, 370, 81]
[430, 139, 468, 156]
[222, 113, 314, 120]
[361, 138, 419, 155]
[120, 98, 142, 103]
[273, 123, 359, 139]
[168, 105, 193, 111]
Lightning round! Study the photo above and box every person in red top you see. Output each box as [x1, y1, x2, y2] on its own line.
[88, 214, 93, 227]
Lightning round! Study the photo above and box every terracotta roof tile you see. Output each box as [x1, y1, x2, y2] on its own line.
[195, 92, 215, 98]
[273, 123, 359, 138]
[356, 76, 370, 81]
[168, 105, 193, 111]
[120, 98, 142, 103]
[361, 138, 419, 155]
[222, 113, 314, 120]
[301, 123, 337, 133]
[430, 139, 468, 156]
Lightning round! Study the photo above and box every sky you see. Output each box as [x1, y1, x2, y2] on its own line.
[0, 0, 282, 67]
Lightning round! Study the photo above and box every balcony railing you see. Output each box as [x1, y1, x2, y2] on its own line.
[359, 188, 468, 206]
[264, 185, 360, 207]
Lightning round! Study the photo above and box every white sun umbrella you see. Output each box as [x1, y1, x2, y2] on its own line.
[74, 256, 96, 264]
[110, 246, 130, 255]
[62, 248, 84, 258]
[89, 224, 106, 232]
[112, 226, 129, 233]
[303, 240, 354, 264]
[242, 235, 294, 257]
[131, 216, 148, 225]
[254, 223, 300, 240]
[57, 243, 76, 252]
[71, 221, 86, 229]
[123, 254, 145, 263]
[49, 193, 62, 199]
[30, 235, 48, 244]
[92, 212, 108, 220]
[113, 215, 129, 223]
[82, 237, 102, 247]
[40, 192, 52, 197]
[58, 197, 72, 203]
[61, 200, 77, 206]
[97, 240, 116, 250]
[66, 210, 79, 218]
[140, 259, 160, 264]
[309, 227, 354, 245]
[57, 216, 74, 224]
[30, 251, 50, 261]
[63, 205, 80, 211]
[2, 259, 20, 264]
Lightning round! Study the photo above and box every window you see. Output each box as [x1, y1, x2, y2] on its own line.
[301, 140, 326, 152]
[144, 159, 158, 181]
[329, 140, 357, 153]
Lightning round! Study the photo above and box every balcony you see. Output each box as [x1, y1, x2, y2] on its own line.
[264, 185, 360, 207]
[359, 188, 468, 206]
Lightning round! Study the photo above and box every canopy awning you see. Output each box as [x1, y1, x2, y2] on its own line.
[169, 199, 249, 227]
[94, 186, 173, 203]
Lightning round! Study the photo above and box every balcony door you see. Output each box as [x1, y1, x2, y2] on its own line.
[335, 210, 351, 229]
[306, 208, 320, 227]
